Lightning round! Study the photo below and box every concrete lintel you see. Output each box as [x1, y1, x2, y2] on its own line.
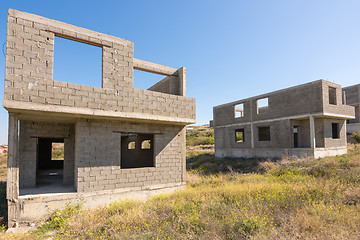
[53, 32, 111, 48]
[133, 58, 178, 76]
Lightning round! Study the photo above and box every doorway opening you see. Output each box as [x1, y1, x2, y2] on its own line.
[293, 126, 299, 148]
[36, 138, 65, 187]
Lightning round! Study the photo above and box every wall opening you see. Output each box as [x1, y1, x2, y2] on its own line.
[258, 126, 270, 141]
[121, 133, 154, 168]
[257, 97, 269, 114]
[36, 138, 66, 187]
[134, 69, 181, 95]
[332, 123, 340, 139]
[128, 141, 135, 150]
[134, 70, 165, 90]
[234, 104, 244, 118]
[51, 142, 64, 160]
[329, 87, 337, 105]
[293, 126, 299, 148]
[235, 129, 245, 142]
[53, 36, 102, 88]
[141, 140, 151, 149]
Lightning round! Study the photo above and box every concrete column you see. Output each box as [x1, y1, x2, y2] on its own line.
[63, 133, 75, 185]
[250, 100, 255, 149]
[7, 113, 19, 199]
[310, 116, 316, 149]
[180, 127, 186, 184]
[251, 123, 255, 149]
[177, 67, 186, 96]
[7, 113, 19, 227]
[74, 122, 80, 191]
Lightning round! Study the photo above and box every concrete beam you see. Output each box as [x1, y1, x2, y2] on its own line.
[4, 100, 196, 125]
[133, 59, 178, 76]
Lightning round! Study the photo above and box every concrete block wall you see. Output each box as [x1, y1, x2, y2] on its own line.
[213, 80, 354, 128]
[215, 118, 329, 150]
[323, 119, 346, 148]
[343, 84, 360, 124]
[343, 84, 360, 106]
[3, 9, 196, 123]
[322, 81, 354, 117]
[213, 80, 354, 159]
[19, 120, 74, 188]
[148, 75, 180, 95]
[213, 80, 324, 127]
[75, 119, 185, 192]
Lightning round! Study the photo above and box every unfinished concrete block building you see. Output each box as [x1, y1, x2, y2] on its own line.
[4, 9, 195, 226]
[343, 84, 360, 133]
[212, 80, 354, 159]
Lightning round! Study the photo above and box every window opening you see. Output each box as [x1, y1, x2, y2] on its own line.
[141, 140, 151, 149]
[332, 123, 340, 139]
[128, 141, 135, 150]
[53, 36, 102, 88]
[329, 87, 337, 105]
[134, 69, 182, 96]
[234, 104, 244, 118]
[121, 133, 154, 168]
[257, 97, 269, 114]
[134, 69, 166, 90]
[258, 126, 270, 141]
[235, 129, 245, 142]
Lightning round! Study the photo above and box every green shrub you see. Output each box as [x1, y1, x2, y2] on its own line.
[186, 127, 214, 146]
[350, 132, 360, 143]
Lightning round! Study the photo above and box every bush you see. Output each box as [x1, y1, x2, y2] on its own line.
[350, 132, 360, 143]
[186, 127, 214, 146]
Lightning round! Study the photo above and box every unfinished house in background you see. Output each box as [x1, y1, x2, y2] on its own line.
[212, 80, 354, 159]
[4, 9, 195, 226]
[343, 84, 360, 133]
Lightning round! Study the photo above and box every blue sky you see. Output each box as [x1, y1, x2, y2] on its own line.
[1, 0, 360, 144]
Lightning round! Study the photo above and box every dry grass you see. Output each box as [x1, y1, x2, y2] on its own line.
[2, 146, 360, 239]
[0, 153, 7, 183]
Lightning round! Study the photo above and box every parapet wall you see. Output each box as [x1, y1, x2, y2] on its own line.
[4, 9, 195, 124]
